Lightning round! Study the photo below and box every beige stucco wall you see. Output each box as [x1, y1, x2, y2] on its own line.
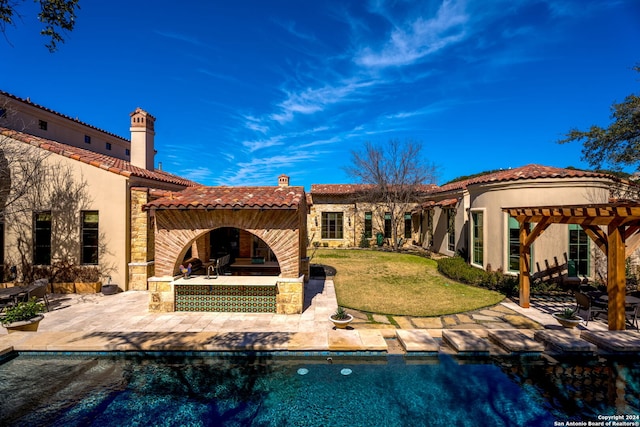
[1, 137, 130, 288]
[467, 178, 612, 277]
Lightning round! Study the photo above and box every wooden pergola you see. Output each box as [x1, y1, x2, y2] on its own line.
[503, 202, 640, 330]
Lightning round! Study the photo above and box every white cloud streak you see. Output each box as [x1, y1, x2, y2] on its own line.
[355, 0, 469, 68]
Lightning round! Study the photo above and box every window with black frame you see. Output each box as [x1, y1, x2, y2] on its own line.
[321, 212, 343, 239]
[34, 212, 52, 265]
[364, 212, 372, 238]
[384, 212, 392, 238]
[81, 211, 99, 265]
[404, 212, 412, 239]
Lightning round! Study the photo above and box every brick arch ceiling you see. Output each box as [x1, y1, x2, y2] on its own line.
[153, 209, 301, 278]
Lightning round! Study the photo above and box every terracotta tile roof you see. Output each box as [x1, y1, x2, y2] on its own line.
[310, 183, 437, 195]
[437, 164, 614, 193]
[144, 185, 306, 210]
[0, 90, 129, 142]
[0, 127, 198, 187]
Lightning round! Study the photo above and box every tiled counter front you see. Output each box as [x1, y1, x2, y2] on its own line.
[175, 283, 277, 313]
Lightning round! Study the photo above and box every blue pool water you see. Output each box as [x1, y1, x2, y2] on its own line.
[0, 353, 639, 426]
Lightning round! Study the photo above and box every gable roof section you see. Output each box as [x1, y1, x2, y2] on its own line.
[144, 185, 305, 210]
[437, 164, 615, 193]
[311, 183, 437, 195]
[0, 90, 129, 142]
[1, 127, 198, 187]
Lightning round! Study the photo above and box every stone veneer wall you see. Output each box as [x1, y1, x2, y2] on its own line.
[129, 188, 155, 291]
[307, 197, 357, 248]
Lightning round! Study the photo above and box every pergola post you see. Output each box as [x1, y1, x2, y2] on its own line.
[607, 220, 627, 330]
[519, 221, 531, 308]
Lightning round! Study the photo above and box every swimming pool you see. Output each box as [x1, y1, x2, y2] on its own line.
[0, 352, 638, 426]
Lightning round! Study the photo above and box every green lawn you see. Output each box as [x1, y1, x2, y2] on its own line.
[312, 249, 504, 316]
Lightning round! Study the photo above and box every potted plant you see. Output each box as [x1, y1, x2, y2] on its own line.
[1, 297, 46, 333]
[330, 306, 353, 329]
[101, 276, 118, 295]
[553, 308, 583, 328]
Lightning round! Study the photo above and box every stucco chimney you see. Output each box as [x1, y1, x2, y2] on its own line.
[129, 107, 156, 170]
[278, 174, 290, 187]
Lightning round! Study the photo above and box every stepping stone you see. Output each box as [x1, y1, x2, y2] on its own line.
[328, 329, 363, 351]
[357, 330, 388, 351]
[442, 330, 490, 355]
[534, 330, 597, 354]
[580, 331, 640, 353]
[488, 330, 544, 353]
[396, 329, 439, 353]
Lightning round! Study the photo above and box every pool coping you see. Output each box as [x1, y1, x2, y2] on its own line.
[2, 328, 640, 360]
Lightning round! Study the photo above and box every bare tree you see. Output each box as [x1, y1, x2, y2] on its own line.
[345, 139, 438, 251]
[1, 103, 114, 283]
[0, 103, 51, 221]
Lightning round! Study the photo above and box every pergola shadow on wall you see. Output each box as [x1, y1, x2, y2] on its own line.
[503, 202, 640, 331]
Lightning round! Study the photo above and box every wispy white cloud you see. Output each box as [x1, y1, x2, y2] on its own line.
[243, 115, 270, 134]
[155, 30, 207, 48]
[242, 136, 284, 152]
[354, 0, 469, 68]
[213, 150, 323, 186]
[197, 69, 241, 84]
[181, 166, 215, 183]
[273, 19, 318, 43]
[270, 79, 376, 124]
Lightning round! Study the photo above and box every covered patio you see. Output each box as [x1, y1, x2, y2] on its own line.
[143, 185, 309, 314]
[504, 201, 640, 330]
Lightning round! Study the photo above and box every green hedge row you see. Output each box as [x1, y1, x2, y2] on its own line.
[437, 256, 519, 296]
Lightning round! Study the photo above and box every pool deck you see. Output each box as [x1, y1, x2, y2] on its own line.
[2, 278, 640, 358]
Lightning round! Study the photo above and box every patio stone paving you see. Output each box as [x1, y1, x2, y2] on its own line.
[0, 278, 636, 357]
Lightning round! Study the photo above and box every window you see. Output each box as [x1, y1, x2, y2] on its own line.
[508, 216, 520, 272]
[404, 212, 412, 239]
[81, 211, 99, 265]
[568, 224, 589, 276]
[446, 209, 455, 252]
[472, 211, 483, 265]
[0, 108, 6, 118]
[38, 120, 48, 130]
[105, 142, 112, 150]
[384, 212, 392, 238]
[125, 148, 130, 156]
[34, 212, 52, 265]
[425, 210, 433, 247]
[508, 216, 534, 273]
[84, 135, 91, 144]
[364, 212, 372, 238]
[322, 212, 343, 239]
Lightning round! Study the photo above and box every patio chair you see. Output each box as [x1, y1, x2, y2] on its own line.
[26, 279, 50, 311]
[626, 304, 639, 330]
[575, 292, 607, 326]
[0, 295, 14, 313]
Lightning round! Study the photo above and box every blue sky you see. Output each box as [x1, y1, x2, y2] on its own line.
[1, 0, 639, 190]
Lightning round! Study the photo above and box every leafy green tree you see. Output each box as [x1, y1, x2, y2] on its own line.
[0, 0, 80, 52]
[559, 65, 640, 173]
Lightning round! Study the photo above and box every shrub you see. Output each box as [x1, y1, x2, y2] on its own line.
[437, 256, 486, 285]
[358, 232, 370, 248]
[437, 256, 519, 296]
[1, 297, 45, 325]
